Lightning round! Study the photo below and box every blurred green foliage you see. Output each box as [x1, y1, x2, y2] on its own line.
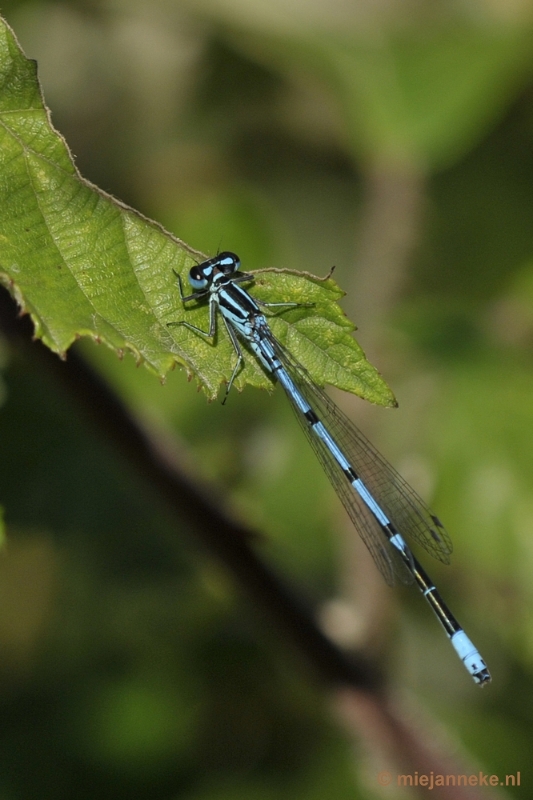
[0, 1, 533, 798]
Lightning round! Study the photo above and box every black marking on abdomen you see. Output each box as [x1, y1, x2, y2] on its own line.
[304, 409, 319, 425]
[345, 466, 358, 482]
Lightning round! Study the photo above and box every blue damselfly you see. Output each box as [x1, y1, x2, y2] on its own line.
[169, 252, 491, 686]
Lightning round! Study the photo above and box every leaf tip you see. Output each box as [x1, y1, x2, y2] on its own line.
[380, 387, 398, 408]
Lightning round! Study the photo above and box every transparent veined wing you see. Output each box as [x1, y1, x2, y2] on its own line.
[267, 334, 453, 582]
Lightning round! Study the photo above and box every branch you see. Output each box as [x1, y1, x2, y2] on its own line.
[0, 286, 380, 693]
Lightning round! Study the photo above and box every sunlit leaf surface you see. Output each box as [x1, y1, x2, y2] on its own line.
[0, 17, 394, 406]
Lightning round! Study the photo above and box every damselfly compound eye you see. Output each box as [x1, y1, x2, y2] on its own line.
[189, 266, 208, 290]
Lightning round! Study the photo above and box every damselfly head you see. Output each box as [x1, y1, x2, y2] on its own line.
[188, 252, 241, 290]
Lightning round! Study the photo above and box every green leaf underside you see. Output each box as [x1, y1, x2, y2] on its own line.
[0, 17, 394, 407]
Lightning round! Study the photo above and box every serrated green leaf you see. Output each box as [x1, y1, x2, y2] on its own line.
[0, 16, 394, 407]
[251, 268, 393, 403]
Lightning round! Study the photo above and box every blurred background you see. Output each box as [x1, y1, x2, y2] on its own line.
[0, 0, 533, 797]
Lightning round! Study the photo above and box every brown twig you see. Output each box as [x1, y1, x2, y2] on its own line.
[0, 285, 379, 693]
